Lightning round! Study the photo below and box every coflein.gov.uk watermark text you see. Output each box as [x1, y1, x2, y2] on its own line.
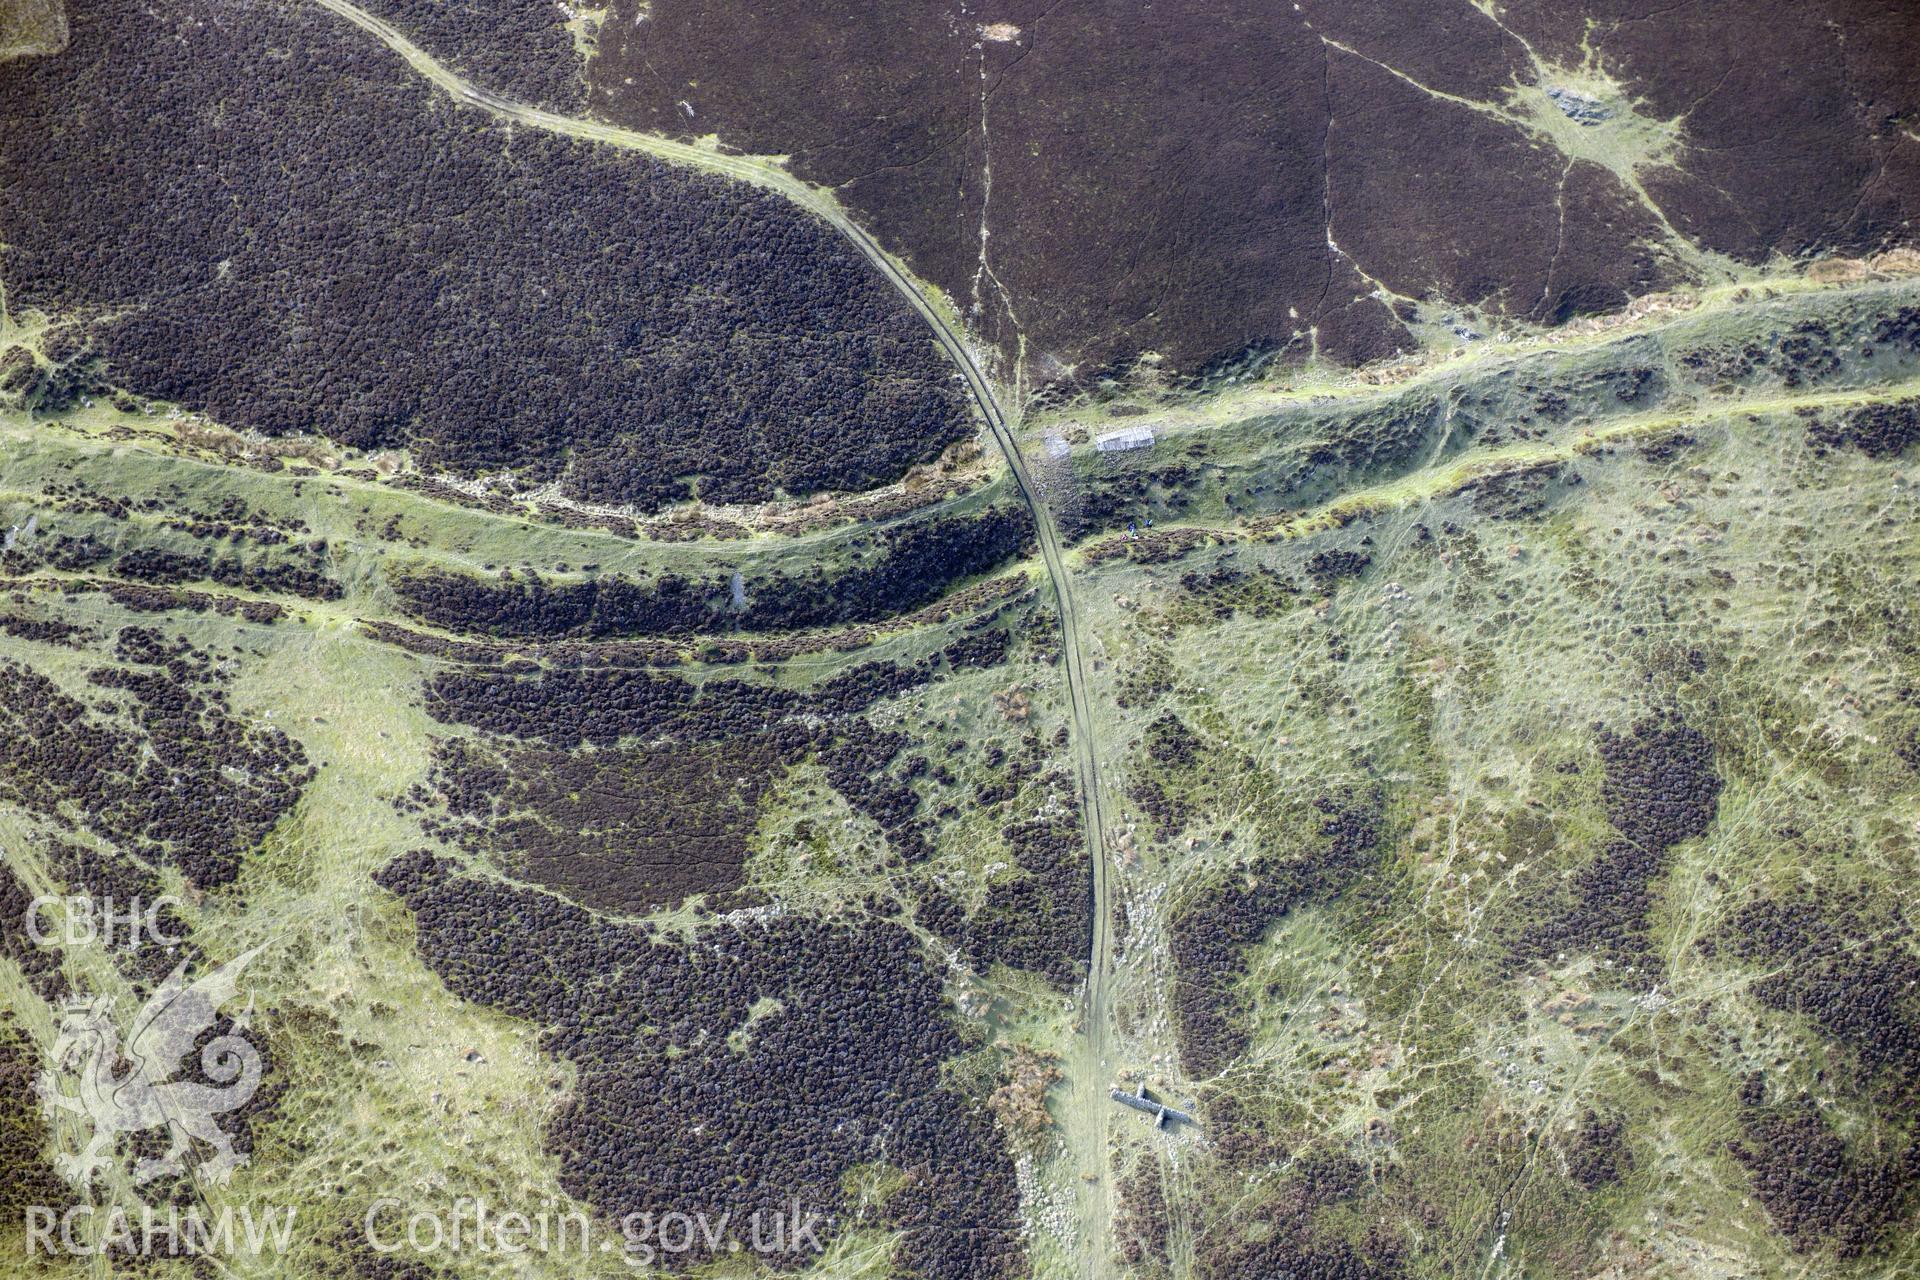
[25, 1198, 829, 1266]
[364, 1197, 830, 1267]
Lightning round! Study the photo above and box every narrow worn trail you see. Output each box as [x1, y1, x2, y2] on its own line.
[305, 1, 1120, 1273]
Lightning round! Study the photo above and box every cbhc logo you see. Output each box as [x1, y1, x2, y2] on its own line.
[25, 895, 185, 949]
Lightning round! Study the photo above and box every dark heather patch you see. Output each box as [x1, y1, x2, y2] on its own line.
[376, 852, 1024, 1280]
[1808, 399, 1920, 459]
[1565, 1110, 1628, 1189]
[584, 2, 1720, 380]
[1116, 1163, 1171, 1270]
[1170, 792, 1382, 1077]
[1517, 713, 1720, 970]
[0, 1018, 66, 1225]
[1193, 1154, 1401, 1280]
[359, 0, 584, 110]
[389, 508, 1033, 640]
[1463, 462, 1568, 521]
[0, 631, 313, 889]
[113, 545, 343, 602]
[588, 0, 1415, 377]
[914, 770, 1090, 990]
[1306, 548, 1372, 591]
[1730, 1080, 1920, 1259]
[1720, 889, 1920, 1094]
[1319, 51, 1670, 330]
[0, 859, 65, 1000]
[423, 665, 829, 913]
[431, 733, 790, 914]
[43, 839, 199, 986]
[591, 0, 1911, 379]
[0, 0, 970, 510]
[421, 652, 1085, 980]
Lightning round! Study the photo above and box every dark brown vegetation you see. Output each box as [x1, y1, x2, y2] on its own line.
[589, 0, 1918, 378]
[1808, 398, 1920, 459]
[1054, 458, 1199, 546]
[1129, 712, 1202, 840]
[1678, 305, 1916, 392]
[375, 850, 1023, 1278]
[1709, 884, 1920, 1250]
[1192, 1153, 1401, 1280]
[1717, 887, 1920, 1097]
[1564, 1110, 1627, 1190]
[0, 628, 313, 888]
[423, 661, 884, 912]
[593, 0, 1414, 377]
[1499, 1, 1920, 264]
[421, 629, 1085, 991]
[1306, 548, 1372, 591]
[430, 730, 787, 914]
[424, 657, 908, 749]
[0, 1017, 64, 1226]
[1463, 462, 1570, 521]
[0, 858, 64, 999]
[1, 530, 111, 575]
[916, 768, 1089, 989]
[1169, 560, 1300, 625]
[44, 838, 200, 984]
[1518, 713, 1720, 971]
[114, 545, 343, 603]
[316, 1231, 448, 1280]
[363, 0, 582, 109]
[1191, 1079, 1621, 1278]
[95, 580, 287, 626]
[390, 508, 1031, 639]
[1730, 1077, 1920, 1259]
[155, 495, 312, 547]
[0, 342, 101, 413]
[1115, 1162, 1170, 1270]
[0, 0, 971, 510]
[0, 610, 92, 652]
[391, 565, 717, 640]
[1170, 791, 1382, 1076]
[372, 592, 1018, 669]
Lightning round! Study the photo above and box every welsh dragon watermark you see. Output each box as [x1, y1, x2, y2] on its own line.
[20, 886, 288, 1262]
[35, 943, 268, 1189]
[16, 889, 831, 1267]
